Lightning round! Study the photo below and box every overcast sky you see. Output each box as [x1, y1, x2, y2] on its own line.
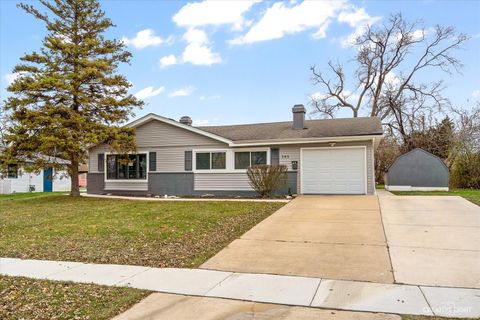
[1, 0, 479, 126]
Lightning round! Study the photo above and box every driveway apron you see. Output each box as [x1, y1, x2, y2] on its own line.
[379, 193, 480, 288]
[201, 195, 394, 283]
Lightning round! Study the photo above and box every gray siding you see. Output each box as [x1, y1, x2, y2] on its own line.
[134, 120, 226, 148]
[385, 148, 448, 187]
[87, 173, 104, 194]
[193, 171, 296, 195]
[104, 180, 148, 191]
[278, 140, 375, 195]
[149, 173, 193, 195]
[194, 173, 253, 191]
[88, 119, 227, 173]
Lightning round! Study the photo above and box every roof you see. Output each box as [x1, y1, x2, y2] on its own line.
[197, 117, 383, 142]
[386, 148, 448, 172]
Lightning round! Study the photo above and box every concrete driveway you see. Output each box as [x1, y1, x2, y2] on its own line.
[379, 191, 480, 288]
[201, 195, 394, 283]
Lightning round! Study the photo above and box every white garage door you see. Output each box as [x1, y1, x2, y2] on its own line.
[301, 147, 366, 194]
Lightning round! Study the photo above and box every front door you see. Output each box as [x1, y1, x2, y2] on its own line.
[43, 168, 53, 192]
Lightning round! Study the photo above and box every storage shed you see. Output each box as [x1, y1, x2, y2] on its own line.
[385, 148, 449, 191]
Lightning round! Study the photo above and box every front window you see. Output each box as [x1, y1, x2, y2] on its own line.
[196, 152, 226, 170]
[235, 151, 267, 169]
[106, 154, 147, 180]
[7, 164, 18, 178]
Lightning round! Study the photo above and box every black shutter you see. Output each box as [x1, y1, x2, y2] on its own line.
[185, 151, 192, 171]
[271, 148, 279, 165]
[149, 152, 157, 172]
[98, 153, 104, 172]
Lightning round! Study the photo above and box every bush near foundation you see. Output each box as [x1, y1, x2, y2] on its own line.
[247, 165, 288, 198]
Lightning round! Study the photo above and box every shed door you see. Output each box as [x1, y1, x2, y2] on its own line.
[301, 147, 366, 194]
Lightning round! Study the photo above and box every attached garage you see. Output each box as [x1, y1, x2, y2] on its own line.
[300, 147, 367, 194]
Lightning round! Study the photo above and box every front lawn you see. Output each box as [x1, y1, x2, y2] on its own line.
[391, 188, 480, 206]
[0, 275, 147, 320]
[0, 193, 284, 267]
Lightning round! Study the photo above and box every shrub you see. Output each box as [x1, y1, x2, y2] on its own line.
[450, 151, 480, 188]
[247, 165, 288, 198]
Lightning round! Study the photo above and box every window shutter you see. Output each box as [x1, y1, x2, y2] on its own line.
[271, 148, 280, 165]
[98, 153, 104, 172]
[185, 151, 192, 171]
[149, 152, 157, 172]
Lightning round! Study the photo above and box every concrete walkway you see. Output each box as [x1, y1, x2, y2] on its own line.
[1, 257, 479, 318]
[201, 195, 393, 283]
[379, 192, 480, 289]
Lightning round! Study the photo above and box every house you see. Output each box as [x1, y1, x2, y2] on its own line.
[0, 156, 72, 194]
[87, 104, 383, 196]
[385, 148, 449, 191]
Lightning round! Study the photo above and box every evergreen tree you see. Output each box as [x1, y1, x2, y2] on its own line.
[1, 0, 143, 196]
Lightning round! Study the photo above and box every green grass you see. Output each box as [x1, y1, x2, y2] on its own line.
[0, 191, 67, 201]
[0, 193, 284, 267]
[0, 193, 283, 319]
[0, 275, 148, 320]
[391, 188, 480, 206]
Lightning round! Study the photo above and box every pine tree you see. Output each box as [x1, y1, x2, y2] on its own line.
[1, 0, 143, 196]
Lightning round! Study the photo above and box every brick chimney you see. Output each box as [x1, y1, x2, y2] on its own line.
[292, 104, 306, 130]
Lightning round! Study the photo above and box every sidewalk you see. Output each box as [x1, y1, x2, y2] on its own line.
[1, 257, 479, 318]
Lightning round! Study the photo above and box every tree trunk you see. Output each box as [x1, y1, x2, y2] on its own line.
[69, 161, 80, 197]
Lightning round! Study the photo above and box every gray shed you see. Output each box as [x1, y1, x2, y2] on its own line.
[385, 148, 449, 191]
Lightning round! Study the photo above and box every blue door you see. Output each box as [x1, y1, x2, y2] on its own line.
[43, 168, 53, 192]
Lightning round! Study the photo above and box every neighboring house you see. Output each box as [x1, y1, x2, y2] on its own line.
[79, 163, 88, 187]
[0, 158, 72, 194]
[385, 148, 449, 191]
[87, 104, 383, 196]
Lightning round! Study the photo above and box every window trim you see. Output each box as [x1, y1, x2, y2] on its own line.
[104, 152, 149, 182]
[233, 149, 270, 171]
[193, 148, 271, 173]
[7, 164, 19, 179]
[193, 149, 229, 173]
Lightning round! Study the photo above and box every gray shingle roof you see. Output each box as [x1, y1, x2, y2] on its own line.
[197, 117, 383, 142]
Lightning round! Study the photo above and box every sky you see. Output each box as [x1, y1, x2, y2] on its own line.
[1, 0, 479, 126]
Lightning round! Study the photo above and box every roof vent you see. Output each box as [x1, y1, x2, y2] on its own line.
[292, 104, 306, 130]
[179, 116, 192, 126]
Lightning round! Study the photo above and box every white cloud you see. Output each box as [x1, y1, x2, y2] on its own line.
[182, 42, 222, 66]
[338, 7, 381, 47]
[472, 90, 480, 99]
[384, 72, 401, 88]
[173, 0, 259, 31]
[162, 28, 222, 67]
[122, 29, 170, 49]
[199, 95, 221, 101]
[159, 55, 178, 68]
[134, 86, 165, 100]
[229, 1, 345, 45]
[181, 28, 221, 66]
[170, 1, 260, 66]
[169, 86, 195, 97]
[4, 73, 19, 85]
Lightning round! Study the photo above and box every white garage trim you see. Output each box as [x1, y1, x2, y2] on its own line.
[300, 146, 367, 195]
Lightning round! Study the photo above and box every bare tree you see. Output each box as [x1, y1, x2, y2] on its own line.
[310, 13, 468, 142]
[450, 103, 480, 153]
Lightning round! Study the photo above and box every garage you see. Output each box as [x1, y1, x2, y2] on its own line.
[301, 147, 366, 194]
